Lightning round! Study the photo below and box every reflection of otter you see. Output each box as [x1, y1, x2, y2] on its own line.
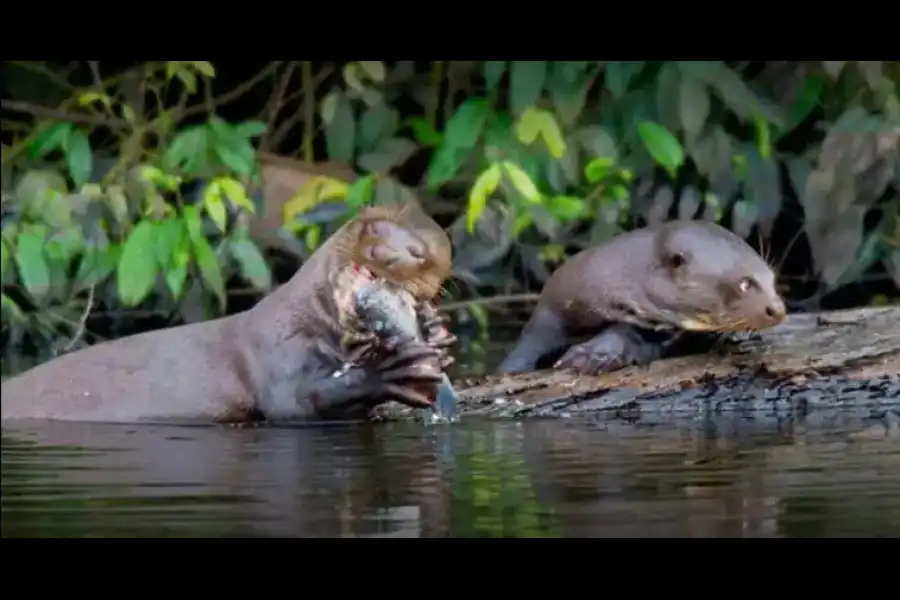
[498, 220, 787, 375]
[0, 420, 453, 538]
[1, 203, 456, 424]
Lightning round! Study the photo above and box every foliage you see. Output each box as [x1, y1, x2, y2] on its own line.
[1, 60, 898, 363]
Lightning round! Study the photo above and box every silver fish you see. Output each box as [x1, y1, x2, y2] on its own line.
[352, 280, 459, 424]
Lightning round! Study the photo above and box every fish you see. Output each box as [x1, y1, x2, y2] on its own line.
[351, 279, 460, 424]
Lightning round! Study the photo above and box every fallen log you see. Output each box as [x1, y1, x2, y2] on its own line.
[379, 306, 900, 422]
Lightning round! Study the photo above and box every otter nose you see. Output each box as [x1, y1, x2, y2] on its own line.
[764, 300, 786, 323]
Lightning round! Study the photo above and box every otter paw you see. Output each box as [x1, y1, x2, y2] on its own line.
[554, 345, 631, 375]
[375, 341, 444, 409]
[418, 302, 457, 369]
[341, 330, 379, 364]
[554, 329, 659, 376]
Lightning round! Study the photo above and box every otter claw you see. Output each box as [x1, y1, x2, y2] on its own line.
[378, 343, 439, 372]
[555, 330, 662, 376]
[379, 362, 443, 384]
[554, 349, 626, 375]
[380, 383, 435, 409]
[418, 302, 457, 369]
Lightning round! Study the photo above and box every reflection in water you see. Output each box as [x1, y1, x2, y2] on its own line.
[2, 411, 898, 538]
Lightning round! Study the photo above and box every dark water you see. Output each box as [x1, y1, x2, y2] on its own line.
[3, 412, 899, 538]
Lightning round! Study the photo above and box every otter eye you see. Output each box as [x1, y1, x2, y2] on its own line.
[407, 245, 425, 259]
[738, 277, 756, 293]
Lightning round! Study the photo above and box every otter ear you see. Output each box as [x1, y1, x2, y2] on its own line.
[663, 251, 687, 270]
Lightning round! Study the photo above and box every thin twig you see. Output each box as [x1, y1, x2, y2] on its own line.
[62, 285, 96, 353]
[268, 66, 334, 152]
[1, 99, 128, 129]
[6, 61, 75, 90]
[259, 61, 294, 153]
[179, 61, 280, 119]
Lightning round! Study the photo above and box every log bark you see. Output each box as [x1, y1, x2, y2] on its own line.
[380, 306, 900, 421]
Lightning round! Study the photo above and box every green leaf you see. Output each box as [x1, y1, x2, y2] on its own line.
[509, 61, 547, 115]
[425, 144, 468, 189]
[501, 161, 541, 203]
[1, 293, 26, 327]
[165, 233, 191, 300]
[408, 117, 442, 147]
[655, 62, 682, 133]
[605, 61, 645, 98]
[323, 91, 356, 162]
[576, 126, 619, 161]
[165, 125, 208, 174]
[192, 236, 226, 311]
[183, 205, 204, 242]
[152, 217, 186, 269]
[515, 107, 567, 158]
[754, 115, 772, 159]
[234, 120, 268, 138]
[681, 61, 783, 126]
[139, 165, 182, 192]
[79, 91, 111, 108]
[548, 61, 592, 126]
[678, 76, 710, 144]
[444, 97, 490, 150]
[584, 157, 615, 183]
[546, 195, 585, 222]
[15, 227, 51, 303]
[357, 137, 418, 173]
[484, 61, 507, 93]
[74, 244, 119, 293]
[217, 177, 255, 213]
[346, 175, 375, 209]
[467, 163, 502, 233]
[176, 69, 198, 94]
[44, 227, 83, 264]
[484, 112, 515, 157]
[357, 61, 386, 82]
[203, 181, 229, 232]
[231, 236, 272, 291]
[63, 128, 93, 189]
[637, 121, 685, 175]
[117, 219, 159, 307]
[209, 120, 257, 177]
[783, 74, 825, 136]
[27, 122, 73, 160]
[0, 234, 11, 285]
[358, 104, 398, 153]
[190, 61, 216, 78]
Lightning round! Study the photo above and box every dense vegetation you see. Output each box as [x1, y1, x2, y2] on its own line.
[1, 61, 897, 369]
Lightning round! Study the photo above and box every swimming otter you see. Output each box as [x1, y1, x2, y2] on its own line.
[1, 203, 457, 423]
[497, 220, 787, 375]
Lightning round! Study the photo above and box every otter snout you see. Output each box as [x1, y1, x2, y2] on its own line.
[760, 297, 787, 327]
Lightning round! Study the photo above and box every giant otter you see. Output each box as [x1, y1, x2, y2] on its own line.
[1, 203, 457, 423]
[497, 220, 787, 375]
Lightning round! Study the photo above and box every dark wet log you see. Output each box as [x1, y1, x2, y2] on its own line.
[382, 306, 900, 422]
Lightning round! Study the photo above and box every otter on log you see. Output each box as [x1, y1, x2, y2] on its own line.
[1, 203, 457, 424]
[497, 220, 787, 376]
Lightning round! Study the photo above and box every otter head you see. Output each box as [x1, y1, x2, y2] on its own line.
[645, 221, 786, 334]
[345, 203, 452, 303]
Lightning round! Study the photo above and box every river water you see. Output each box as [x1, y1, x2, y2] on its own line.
[2, 341, 899, 538]
[3, 412, 899, 538]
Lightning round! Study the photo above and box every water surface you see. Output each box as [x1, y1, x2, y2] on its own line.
[3, 412, 898, 538]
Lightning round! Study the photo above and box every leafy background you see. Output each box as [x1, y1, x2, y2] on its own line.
[1, 61, 898, 376]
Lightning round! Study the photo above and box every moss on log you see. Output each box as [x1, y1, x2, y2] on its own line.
[380, 306, 900, 421]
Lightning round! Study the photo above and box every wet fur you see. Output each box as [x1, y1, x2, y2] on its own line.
[1, 203, 456, 424]
[498, 220, 787, 376]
